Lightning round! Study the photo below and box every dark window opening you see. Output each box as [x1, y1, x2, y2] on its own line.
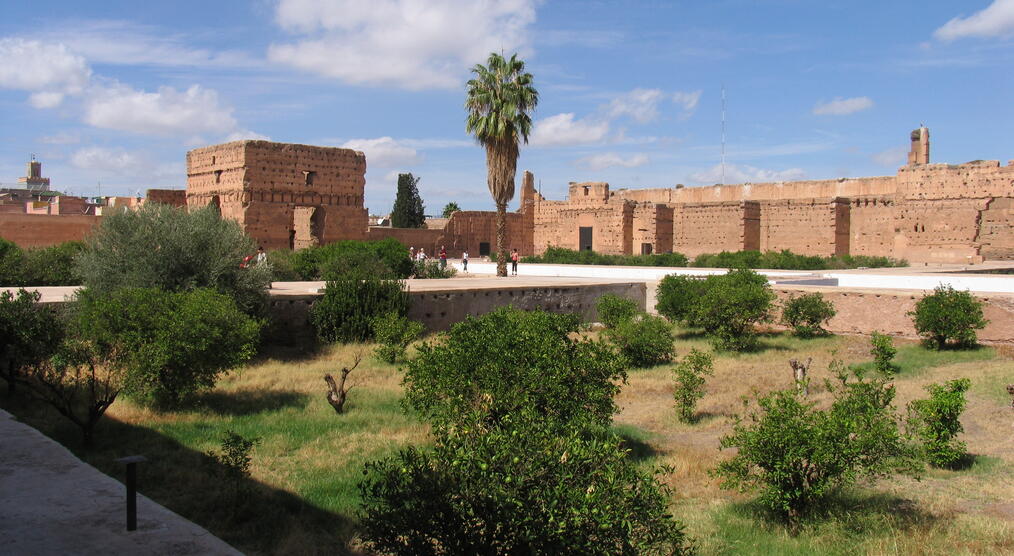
[479, 242, 491, 257]
[579, 227, 593, 251]
[214, 170, 222, 184]
[641, 243, 653, 255]
[304, 171, 316, 186]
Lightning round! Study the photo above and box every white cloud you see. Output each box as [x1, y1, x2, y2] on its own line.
[39, 132, 81, 145]
[225, 129, 271, 142]
[812, 96, 874, 116]
[0, 38, 91, 106]
[70, 146, 147, 172]
[84, 83, 238, 136]
[672, 90, 702, 113]
[530, 113, 611, 147]
[934, 0, 1014, 41]
[341, 137, 422, 168]
[607, 88, 664, 123]
[690, 163, 806, 184]
[269, 0, 537, 89]
[872, 146, 908, 167]
[575, 152, 649, 171]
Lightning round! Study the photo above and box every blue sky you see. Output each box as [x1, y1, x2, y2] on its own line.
[1, 1, 1012, 214]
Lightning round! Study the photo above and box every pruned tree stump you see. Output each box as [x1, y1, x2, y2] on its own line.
[789, 358, 812, 397]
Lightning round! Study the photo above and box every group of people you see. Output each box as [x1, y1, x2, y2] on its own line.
[241, 246, 267, 268]
[407, 245, 520, 275]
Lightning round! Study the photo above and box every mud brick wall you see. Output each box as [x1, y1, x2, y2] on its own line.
[847, 196, 896, 257]
[978, 198, 1014, 260]
[435, 211, 527, 257]
[0, 213, 101, 247]
[894, 198, 986, 263]
[631, 203, 672, 254]
[673, 201, 757, 257]
[758, 198, 845, 256]
[145, 189, 187, 207]
[265, 281, 647, 342]
[664, 176, 897, 204]
[186, 141, 368, 250]
[773, 286, 1014, 344]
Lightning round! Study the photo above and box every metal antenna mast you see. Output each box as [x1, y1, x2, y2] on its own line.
[721, 84, 726, 186]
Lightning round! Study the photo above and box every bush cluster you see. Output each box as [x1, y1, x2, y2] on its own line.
[0, 239, 86, 286]
[906, 378, 971, 468]
[870, 331, 898, 374]
[595, 293, 638, 328]
[656, 268, 775, 351]
[292, 238, 413, 281]
[781, 292, 836, 337]
[0, 289, 64, 392]
[713, 360, 922, 529]
[692, 249, 906, 270]
[909, 285, 988, 350]
[371, 312, 424, 363]
[359, 308, 692, 553]
[412, 259, 456, 279]
[605, 314, 676, 368]
[521, 246, 689, 267]
[312, 277, 410, 344]
[672, 348, 714, 423]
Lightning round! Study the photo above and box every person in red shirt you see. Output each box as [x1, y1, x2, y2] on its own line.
[439, 246, 448, 270]
[511, 248, 519, 276]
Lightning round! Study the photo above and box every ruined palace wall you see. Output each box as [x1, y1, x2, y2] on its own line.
[896, 160, 1014, 200]
[979, 198, 1014, 260]
[552, 204, 632, 255]
[894, 198, 986, 263]
[0, 213, 100, 248]
[758, 198, 844, 256]
[365, 211, 527, 259]
[186, 141, 368, 249]
[614, 176, 897, 204]
[673, 201, 754, 258]
[144, 189, 187, 207]
[847, 197, 897, 258]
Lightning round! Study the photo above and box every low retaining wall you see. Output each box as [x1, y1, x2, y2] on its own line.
[774, 286, 1014, 344]
[268, 281, 646, 342]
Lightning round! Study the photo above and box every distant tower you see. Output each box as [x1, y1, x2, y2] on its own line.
[907, 126, 930, 165]
[17, 154, 51, 190]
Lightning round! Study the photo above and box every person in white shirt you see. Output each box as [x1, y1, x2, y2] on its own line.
[462, 250, 469, 272]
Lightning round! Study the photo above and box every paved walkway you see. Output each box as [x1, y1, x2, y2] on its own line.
[0, 409, 241, 555]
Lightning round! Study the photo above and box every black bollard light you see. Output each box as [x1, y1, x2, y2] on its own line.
[115, 455, 148, 531]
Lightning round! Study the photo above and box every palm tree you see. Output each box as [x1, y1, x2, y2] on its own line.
[465, 52, 538, 277]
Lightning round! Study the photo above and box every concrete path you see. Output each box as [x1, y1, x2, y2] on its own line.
[0, 409, 241, 556]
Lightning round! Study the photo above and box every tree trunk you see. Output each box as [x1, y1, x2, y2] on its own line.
[496, 201, 507, 277]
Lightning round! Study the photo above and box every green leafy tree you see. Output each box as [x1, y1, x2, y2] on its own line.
[73, 287, 262, 409]
[311, 278, 410, 344]
[441, 202, 461, 218]
[205, 429, 261, 512]
[466, 52, 538, 277]
[870, 331, 898, 375]
[359, 411, 692, 556]
[713, 360, 921, 531]
[0, 238, 24, 286]
[906, 378, 971, 468]
[0, 289, 64, 394]
[673, 349, 714, 423]
[596, 293, 639, 328]
[390, 173, 425, 228]
[909, 285, 988, 349]
[372, 312, 425, 364]
[294, 237, 413, 281]
[75, 203, 270, 314]
[662, 269, 774, 351]
[655, 274, 707, 325]
[781, 292, 836, 338]
[21, 241, 86, 286]
[605, 315, 676, 368]
[403, 307, 626, 430]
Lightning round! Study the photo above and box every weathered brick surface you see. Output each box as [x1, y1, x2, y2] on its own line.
[0, 213, 100, 247]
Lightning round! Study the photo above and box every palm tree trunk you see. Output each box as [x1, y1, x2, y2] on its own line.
[496, 201, 507, 276]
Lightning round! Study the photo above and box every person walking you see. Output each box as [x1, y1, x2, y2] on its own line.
[439, 245, 447, 270]
[255, 246, 267, 265]
[409, 246, 415, 260]
[462, 250, 469, 272]
[417, 248, 426, 261]
[511, 248, 519, 276]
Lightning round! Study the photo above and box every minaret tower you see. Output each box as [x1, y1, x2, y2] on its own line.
[907, 126, 930, 166]
[17, 154, 51, 190]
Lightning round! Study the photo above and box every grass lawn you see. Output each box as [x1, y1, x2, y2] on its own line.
[3, 332, 1013, 555]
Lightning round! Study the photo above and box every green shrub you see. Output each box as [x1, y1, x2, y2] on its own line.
[605, 314, 676, 368]
[870, 331, 898, 375]
[311, 278, 410, 343]
[909, 285, 988, 349]
[781, 292, 836, 337]
[906, 378, 971, 468]
[596, 293, 638, 328]
[698, 269, 775, 351]
[412, 260, 457, 279]
[521, 246, 689, 267]
[372, 312, 424, 363]
[20, 241, 85, 286]
[0, 289, 64, 393]
[655, 274, 707, 325]
[205, 429, 260, 511]
[74, 204, 270, 314]
[293, 238, 413, 280]
[690, 249, 906, 270]
[403, 307, 626, 430]
[673, 348, 714, 423]
[359, 411, 692, 555]
[0, 238, 24, 286]
[73, 287, 262, 409]
[713, 360, 921, 530]
[265, 249, 301, 281]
